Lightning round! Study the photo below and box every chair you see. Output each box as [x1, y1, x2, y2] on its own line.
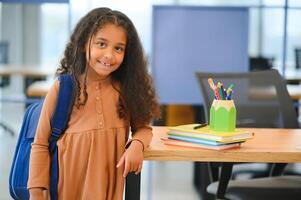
[249, 56, 274, 71]
[0, 41, 14, 135]
[195, 69, 299, 199]
[295, 48, 301, 69]
[0, 41, 9, 64]
[207, 175, 301, 200]
[0, 41, 10, 87]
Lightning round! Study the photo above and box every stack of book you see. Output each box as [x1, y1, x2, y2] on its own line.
[162, 124, 254, 150]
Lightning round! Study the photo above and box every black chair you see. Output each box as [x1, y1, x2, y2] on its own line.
[207, 175, 301, 200]
[0, 41, 9, 63]
[295, 48, 301, 69]
[0, 41, 10, 87]
[249, 56, 274, 71]
[0, 41, 14, 135]
[195, 69, 299, 199]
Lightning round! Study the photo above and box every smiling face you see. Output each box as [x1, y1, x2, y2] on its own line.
[86, 23, 127, 79]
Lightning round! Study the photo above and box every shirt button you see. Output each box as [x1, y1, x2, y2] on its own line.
[96, 96, 100, 101]
[98, 121, 104, 129]
[96, 86, 99, 90]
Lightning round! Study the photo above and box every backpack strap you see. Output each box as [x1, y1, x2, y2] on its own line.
[49, 74, 75, 151]
[48, 74, 75, 200]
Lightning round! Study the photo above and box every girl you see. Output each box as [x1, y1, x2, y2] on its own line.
[28, 7, 160, 200]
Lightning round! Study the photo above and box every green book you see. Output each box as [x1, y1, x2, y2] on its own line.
[168, 124, 253, 142]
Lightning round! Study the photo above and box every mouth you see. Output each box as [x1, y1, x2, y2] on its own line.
[99, 60, 112, 67]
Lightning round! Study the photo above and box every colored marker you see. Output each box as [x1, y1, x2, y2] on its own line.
[220, 82, 225, 100]
[208, 78, 215, 90]
[193, 123, 208, 129]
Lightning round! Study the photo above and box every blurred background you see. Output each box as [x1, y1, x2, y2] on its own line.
[1, 0, 301, 200]
[2, 0, 301, 70]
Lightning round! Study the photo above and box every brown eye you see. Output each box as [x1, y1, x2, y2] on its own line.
[115, 46, 124, 53]
[97, 42, 106, 48]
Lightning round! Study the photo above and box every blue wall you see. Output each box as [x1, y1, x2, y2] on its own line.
[152, 6, 249, 104]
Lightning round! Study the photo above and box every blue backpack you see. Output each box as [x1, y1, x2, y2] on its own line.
[9, 74, 75, 200]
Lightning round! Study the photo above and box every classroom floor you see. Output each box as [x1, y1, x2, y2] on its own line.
[0, 100, 199, 200]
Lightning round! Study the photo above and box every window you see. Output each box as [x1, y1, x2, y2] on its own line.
[39, 0, 301, 72]
[40, 3, 69, 66]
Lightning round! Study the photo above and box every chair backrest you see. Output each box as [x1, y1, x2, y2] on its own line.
[0, 41, 9, 64]
[196, 69, 299, 129]
[295, 48, 301, 69]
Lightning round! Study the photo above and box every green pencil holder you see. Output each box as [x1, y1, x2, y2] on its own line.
[209, 99, 236, 132]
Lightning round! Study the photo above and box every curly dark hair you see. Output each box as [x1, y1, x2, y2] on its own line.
[56, 7, 160, 126]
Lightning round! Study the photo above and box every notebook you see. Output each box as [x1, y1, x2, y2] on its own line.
[168, 124, 254, 142]
[162, 137, 242, 150]
[168, 135, 245, 146]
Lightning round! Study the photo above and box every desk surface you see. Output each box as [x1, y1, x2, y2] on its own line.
[285, 69, 301, 82]
[26, 80, 53, 97]
[146, 126, 301, 163]
[287, 84, 301, 100]
[0, 64, 55, 77]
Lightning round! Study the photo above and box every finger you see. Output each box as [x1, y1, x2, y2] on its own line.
[123, 158, 131, 177]
[131, 161, 138, 172]
[135, 163, 143, 175]
[116, 154, 125, 168]
[134, 161, 141, 172]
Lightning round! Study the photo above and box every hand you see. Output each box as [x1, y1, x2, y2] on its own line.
[29, 188, 47, 200]
[117, 140, 144, 177]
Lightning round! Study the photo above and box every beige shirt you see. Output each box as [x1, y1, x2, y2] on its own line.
[28, 68, 153, 200]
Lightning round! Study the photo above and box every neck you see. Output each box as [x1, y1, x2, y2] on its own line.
[86, 67, 111, 82]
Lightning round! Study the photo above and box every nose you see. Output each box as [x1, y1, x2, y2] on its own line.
[104, 48, 114, 60]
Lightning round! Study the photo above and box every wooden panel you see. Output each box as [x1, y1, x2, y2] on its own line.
[166, 105, 195, 126]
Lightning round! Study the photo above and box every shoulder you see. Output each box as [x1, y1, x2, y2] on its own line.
[46, 79, 59, 97]
[38, 79, 60, 117]
[42, 79, 59, 106]
[52, 74, 74, 94]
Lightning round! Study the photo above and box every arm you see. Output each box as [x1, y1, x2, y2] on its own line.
[29, 188, 46, 200]
[28, 81, 59, 197]
[117, 125, 153, 177]
[127, 125, 153, 150]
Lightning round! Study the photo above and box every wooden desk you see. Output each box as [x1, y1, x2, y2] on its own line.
[285, 69, 301, 82]
[0, 64, 56, 95]
[26, 80, 53, 97]
[287, 84, 301, 100]
[0, 64, 55, 77]
[146, 126, 301, 163]
[125, 126, 301, 199]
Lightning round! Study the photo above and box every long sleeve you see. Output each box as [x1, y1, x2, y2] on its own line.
[27, 80, 59, 189]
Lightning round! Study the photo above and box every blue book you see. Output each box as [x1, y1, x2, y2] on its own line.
[168, 135, 243, 146]
[162, 138, 242, 150]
